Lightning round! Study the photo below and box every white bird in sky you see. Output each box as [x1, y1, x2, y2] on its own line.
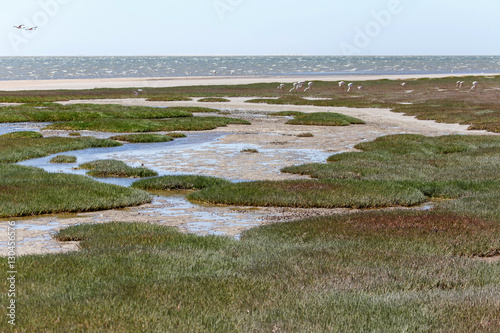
[13, 24, 25, 29]
[347, 83, 354, 92]
[25, 26, 37, 31]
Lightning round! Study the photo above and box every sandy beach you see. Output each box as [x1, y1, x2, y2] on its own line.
[1, 73, 499, 91]
[1, 75, 498, 257]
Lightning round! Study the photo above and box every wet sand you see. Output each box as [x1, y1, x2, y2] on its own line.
[0, 77, 498, 256]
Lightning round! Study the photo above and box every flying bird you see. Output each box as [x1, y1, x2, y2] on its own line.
[25, 26, 37, 31]
[13, 25, 25, 29]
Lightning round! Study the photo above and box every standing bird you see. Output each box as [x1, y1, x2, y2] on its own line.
[338, 81, 345, 88]
[346, 83, 354, 92]
[277, 84, 286, 90]
[357, 86, 363, 90]
[470, 81, 478, 91]
[401, 82, 407, 88]
[304, 82, 313, 92]
[289, 83, 299, 92]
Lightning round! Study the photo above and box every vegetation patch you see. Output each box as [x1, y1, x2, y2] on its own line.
[284, 134, 500, 182]
[5, 215, 498, 331]
[297, 132, 314, 137]
[0, 131, 43, 139]
[166, 132, 187, 138]
[269, 110, 304, 117]
[240, 148, 259, 153]
[146, 95, 193, 101]
[44, 116, 250, 132]
[188, 179, 426, 208]
[0, 103, 192, 123]
[132, 175, 231, 190]
[198, 97, 230, 102]
[0, 136, 121, 163]
[0, 164, 151, 217]
[286, 112, 365, 126]
[109, 133, 174, 143]
[78, 159, 158, 178]
[49, 155, 77, 163]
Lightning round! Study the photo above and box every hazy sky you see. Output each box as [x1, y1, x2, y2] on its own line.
[1, 0, 499, 56]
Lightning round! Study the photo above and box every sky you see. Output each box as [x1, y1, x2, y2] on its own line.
[1, 0, 499, 56]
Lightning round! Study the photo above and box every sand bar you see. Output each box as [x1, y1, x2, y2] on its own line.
[1, 73, 499, 91]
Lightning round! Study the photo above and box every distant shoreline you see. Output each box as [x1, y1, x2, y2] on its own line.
[1, 73, 499, 91]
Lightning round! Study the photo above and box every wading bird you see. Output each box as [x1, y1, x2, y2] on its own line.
[470, 81, 478, 91]
[338, 81, 345, 88]
[304, 82, 313, 92]
[277, 84, 285, 90]
[346, 83, 354, 92]
[289, 82, 299, 92]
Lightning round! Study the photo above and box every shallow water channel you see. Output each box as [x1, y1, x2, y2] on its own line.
[2, 124, 334, 254]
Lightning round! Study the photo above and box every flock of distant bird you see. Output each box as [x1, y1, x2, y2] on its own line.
[278, 80, 480, 93]
[13, 24, 37, 31]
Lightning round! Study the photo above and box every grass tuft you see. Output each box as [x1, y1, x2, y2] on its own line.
[49, 155, 77, 163]
[109, 133, 174, 143]
[132, 175, 231, 190]
[78, 159, 158, 178]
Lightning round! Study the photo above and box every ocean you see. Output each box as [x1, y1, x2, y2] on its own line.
[0, 56, 499, 81]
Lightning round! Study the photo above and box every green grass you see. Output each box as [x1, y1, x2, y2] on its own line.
[198, 97, 230, 102]
[78, 159, 158, 178]
[4, 212, 499, 331]
[188, 179, 427, 208]
[284, 134, 500, 182]
[132, 175, 231, 190]
[0, 136, 121, 163]
[0, 103, 192, 123]
[269, 110, 305, 117]
[0, 164, 151, 217]
[285, 112, 365, 126]
[0, 131, 43, 138]
[166, 132, 187, 138]
[108, 133, 174, 143]
[49, 155, 77, 163]
[189, 134, 500, 211]
[44, 116, 250, 132]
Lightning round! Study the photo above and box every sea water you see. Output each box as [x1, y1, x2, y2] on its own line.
[0, 55, 499, 81]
